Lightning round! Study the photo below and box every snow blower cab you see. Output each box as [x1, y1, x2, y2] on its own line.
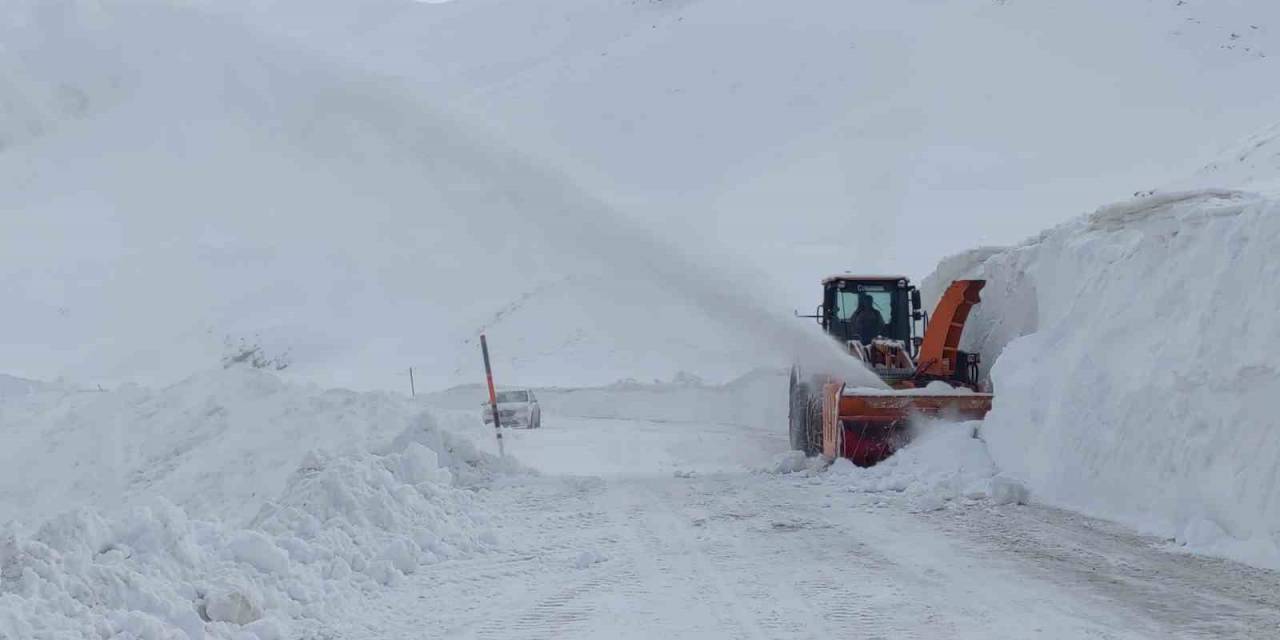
[790, 276, 993, 466]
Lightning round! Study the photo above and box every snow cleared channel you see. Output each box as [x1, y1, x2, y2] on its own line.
[337, 393, 1279, 639]
[4, 363, 1279, 638]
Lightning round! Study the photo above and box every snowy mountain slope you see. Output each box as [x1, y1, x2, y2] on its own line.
[924, 190, 1280, 569]
[1171, 120, 1280, 195]
[5, 0, 1280, 393]
[1, 0, 882, 394]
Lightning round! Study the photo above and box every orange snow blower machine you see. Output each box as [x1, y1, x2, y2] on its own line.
[790, 276, 993, 466]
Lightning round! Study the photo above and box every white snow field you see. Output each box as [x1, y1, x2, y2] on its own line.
[5, 0, 1280, 637]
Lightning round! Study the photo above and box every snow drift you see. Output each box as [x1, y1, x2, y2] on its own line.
[423, 368, 790, 431]
[0, 369, 507, 639]
[927, 190, 1280, 568]
[0, 369, 495, 527]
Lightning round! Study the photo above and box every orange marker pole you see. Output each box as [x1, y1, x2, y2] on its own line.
[480, 334, 505, 457]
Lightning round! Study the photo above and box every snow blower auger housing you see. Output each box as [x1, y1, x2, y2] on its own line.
[789, 276, 993, 466]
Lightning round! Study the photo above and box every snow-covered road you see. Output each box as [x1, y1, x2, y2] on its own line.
[325, 414, 1280, 639]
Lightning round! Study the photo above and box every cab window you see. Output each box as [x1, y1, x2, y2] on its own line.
[835, 287, 893, 323]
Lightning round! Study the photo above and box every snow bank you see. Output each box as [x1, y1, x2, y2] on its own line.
[0, 369, 470, 527]
[0, 370, 508, 639]
[0, 374, 59, 400]
[926, 190, 1280, 568]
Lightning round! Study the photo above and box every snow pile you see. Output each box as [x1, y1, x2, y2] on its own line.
[0, 374, 59, 400]
[0, 369, 481, 527]
[0, 370, 507, 639]
[827, 421, 1003, 512]
[927, 190, 1280, 568]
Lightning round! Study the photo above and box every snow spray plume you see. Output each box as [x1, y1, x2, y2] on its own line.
[270, 56, 886, 387]
[11, 1, 883, 389]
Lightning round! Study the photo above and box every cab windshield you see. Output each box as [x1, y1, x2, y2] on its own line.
[835, 284, 893, 324]
[828, 281, 901, 345]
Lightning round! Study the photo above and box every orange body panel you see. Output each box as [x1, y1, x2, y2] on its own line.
[916, 280, 986, 378]
[837, 393, 993, 424]
[821, 382, 843, 459]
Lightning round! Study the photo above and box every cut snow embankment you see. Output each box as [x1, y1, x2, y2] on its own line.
[0, 369, 510, 640]
[924, 190, 1280, 569]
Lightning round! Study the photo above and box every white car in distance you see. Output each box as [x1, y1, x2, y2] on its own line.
[481, 389, 542, 429]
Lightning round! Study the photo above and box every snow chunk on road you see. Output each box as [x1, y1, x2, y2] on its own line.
[768, 451, 810, 475]
[204, 584, 264, 625]
[827, 421, 1000, 510]
[988, 476, 1030, 506]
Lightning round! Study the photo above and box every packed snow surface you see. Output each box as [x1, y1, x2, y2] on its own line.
[340, 392, 1280, 639]
[926, 190, 1280, 569]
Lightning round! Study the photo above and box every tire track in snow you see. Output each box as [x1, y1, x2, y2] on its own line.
[918, 501, 1280, 639]
[447, 478, 627, 640]
[329, 458, 1278, 639]
[666, 475, 940, 640]
[615, 480, 768, 639]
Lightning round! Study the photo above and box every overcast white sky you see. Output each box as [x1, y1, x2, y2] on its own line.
[212, 0, 1280, 306]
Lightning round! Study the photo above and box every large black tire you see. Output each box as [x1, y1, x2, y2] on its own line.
[532, 408, 541, 429]
[788, 368, 823, 457]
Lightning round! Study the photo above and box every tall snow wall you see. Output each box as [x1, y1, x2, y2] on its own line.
[923, 190, 1280, 568]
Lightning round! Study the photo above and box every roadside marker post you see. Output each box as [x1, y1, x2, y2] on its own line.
[480, 334, 506, 457]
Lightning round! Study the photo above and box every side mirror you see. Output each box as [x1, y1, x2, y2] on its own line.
[911, 289, 922, 312]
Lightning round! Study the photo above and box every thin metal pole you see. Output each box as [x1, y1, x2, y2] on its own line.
[480, 334, 505, 457]
[409, 367, 416, 398]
